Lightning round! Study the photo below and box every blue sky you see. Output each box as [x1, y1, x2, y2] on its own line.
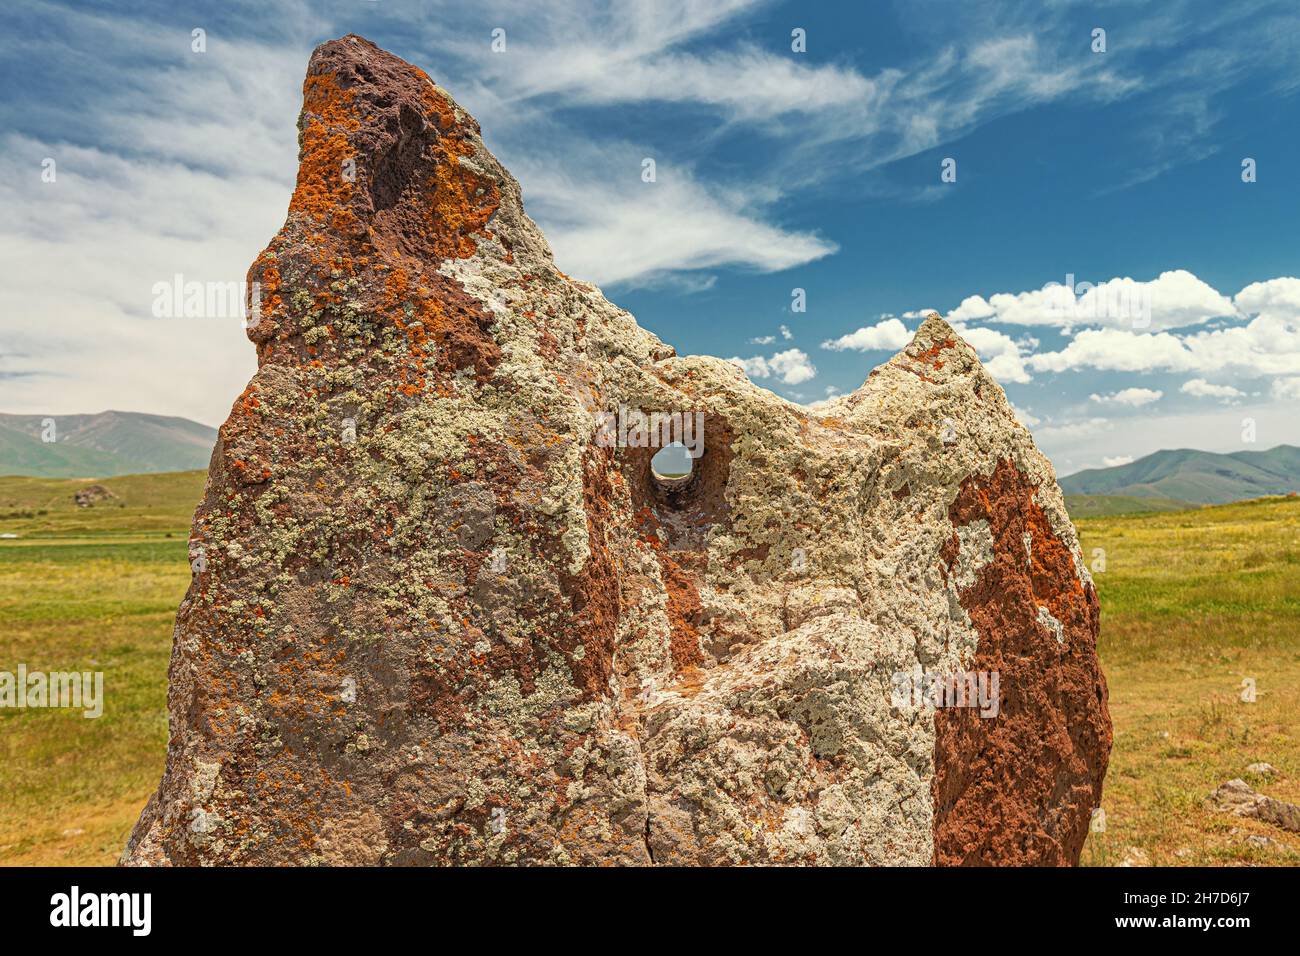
[3, 0, 1300, 475]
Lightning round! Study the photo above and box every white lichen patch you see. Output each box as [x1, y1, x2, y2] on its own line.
[1037, 605, 1066, 645]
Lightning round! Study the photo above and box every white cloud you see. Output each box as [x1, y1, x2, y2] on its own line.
[952, 324, 1031, 383]
[944, 270, 1236, 333]
[1027, 298, 1300, 379]
[765, 349, 817, 385]
[1089, 387, 1163, 407]
[1181, 378, 1245, 402]
[749, 335, 775, 345]
[514, 148, 837, 287]
[1235, 277, 1300, 315]
[459, 1, 875, 122]
[946, 295, 996, 323]
[726, 348, 816, 385]
[1029, 329, 1188, 373]
[982, 354, 1031, 385]
[780, 324, 793, 341]
[821, 318, 912, 352]
[0, 23, 305, 425]
[1271, 377, 1300, 401]
[953, 325, 1018, 358]
[1103, 455, 1134, 467]
[819, 270, 1295, 392]
[517, 45, 878, 120]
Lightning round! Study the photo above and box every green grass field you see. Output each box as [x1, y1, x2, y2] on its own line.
[0, 472, 204, 865]
[1, 470, 1296, 865]
[1077, 496, 1300, 866]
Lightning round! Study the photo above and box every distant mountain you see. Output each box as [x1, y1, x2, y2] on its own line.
[0, 410, 217, 478]
[1059, 444, 1300, 505]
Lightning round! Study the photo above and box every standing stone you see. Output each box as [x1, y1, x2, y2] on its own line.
[123, 35, 1110, 866]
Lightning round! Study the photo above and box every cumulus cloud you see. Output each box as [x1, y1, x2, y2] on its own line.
[727, 348, 816, 385]
[986, 271, 1300, 394]
[1027, 303, 1300, 378]
[1028, 329, 1189, 373]
[952, 325, 1032, 383]
[942, 270, 1236, 333]
[821, 318, 912, 352]
[1180, 378, 1245, 402]
[1103, 455, 1134, 467]
[1235, 277, 1300, 316]
[980, 355, 1031, 384]
[1089, 387, 1163, 407]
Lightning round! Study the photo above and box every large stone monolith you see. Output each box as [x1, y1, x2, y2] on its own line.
[124, 36, 1110, 866]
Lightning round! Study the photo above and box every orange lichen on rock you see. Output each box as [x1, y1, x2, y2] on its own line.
[419, 87, 500, 259]
[289, 72, 361, 234]
[911, 336, 956, 369]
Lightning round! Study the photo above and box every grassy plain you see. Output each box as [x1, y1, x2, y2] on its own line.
[1078, 497, 1300, 865]
[0, 471, 1296, 865]
[0, 472, 202, 865]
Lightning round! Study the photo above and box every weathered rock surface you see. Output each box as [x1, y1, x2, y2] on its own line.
[1208, 779, 1300, 832]
[124, 36, 1111, 866]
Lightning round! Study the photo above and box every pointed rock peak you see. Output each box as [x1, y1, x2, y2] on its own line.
[881, 311, 982, 386]
[282, 34, 549, 271]
[914, 310, 958, 343]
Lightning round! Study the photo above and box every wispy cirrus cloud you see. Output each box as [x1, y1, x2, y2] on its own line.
[0, 3, 307, 422]
[508, 141, 837, 287]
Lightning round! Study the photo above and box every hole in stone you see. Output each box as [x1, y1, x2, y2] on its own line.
[651, 442, 694, 486]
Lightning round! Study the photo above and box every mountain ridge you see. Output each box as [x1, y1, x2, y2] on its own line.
[0, 410, 217, 477]
[1060, 444, 1300, 504]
